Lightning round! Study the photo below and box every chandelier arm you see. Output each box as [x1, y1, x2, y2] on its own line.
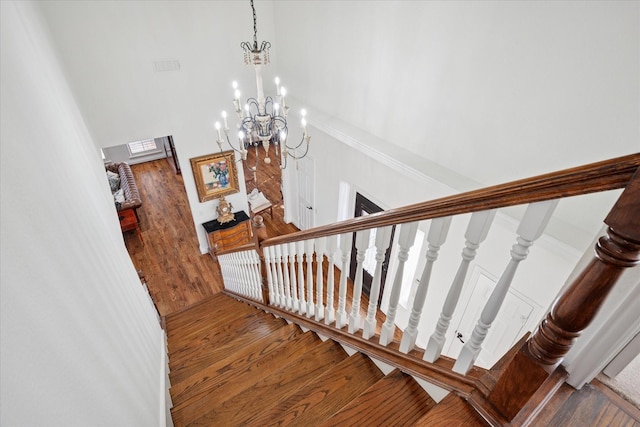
[284, 135, 308, 151]
[221, 133, 246, 155]
[286, 139, 311, 160]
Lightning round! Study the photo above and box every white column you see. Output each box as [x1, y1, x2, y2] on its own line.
[315, 237, 326, 321]
[336, 232, 352, 329]
[453, 200, 558, 374]
[380, 222, 419, 346]
[363, 226, 393, 339]
[325, 235, 338, 325]
[424, 210, 495, 362]
[349, 229, 372, 333]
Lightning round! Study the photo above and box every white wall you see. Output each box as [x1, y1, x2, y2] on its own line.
[274, 0, 639, 248]
[1, 2, 165, 425]
[38, 1, 280, 252]
[38, 1, 638, 252]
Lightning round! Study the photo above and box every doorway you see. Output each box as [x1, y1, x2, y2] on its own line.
[349, 192, 395, 306]
[296, 156, 315, 230]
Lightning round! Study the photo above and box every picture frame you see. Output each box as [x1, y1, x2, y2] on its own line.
[190, 150, 239, 202]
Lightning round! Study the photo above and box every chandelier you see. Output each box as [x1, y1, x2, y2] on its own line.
[214, 0, 310, 172]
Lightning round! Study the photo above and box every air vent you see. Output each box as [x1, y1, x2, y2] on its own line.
[153, 60, 181, 72]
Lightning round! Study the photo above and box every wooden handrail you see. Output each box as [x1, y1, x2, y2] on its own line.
[261, 153, 640, 248]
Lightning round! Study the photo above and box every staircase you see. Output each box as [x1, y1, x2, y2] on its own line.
[167, 293, 488, 426]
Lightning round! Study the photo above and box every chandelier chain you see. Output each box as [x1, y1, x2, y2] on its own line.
[251, 0, 258, 49]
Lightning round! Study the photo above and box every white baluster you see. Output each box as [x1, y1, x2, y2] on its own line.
[424, 210, 496, 362]
[268, 246, 280, 305]
[228, 253, 237, 293]
[281, 244, 292, 309]
[241, 251, 250, 297]
[238, 251, 246, 296]
[400, 217, 452, 353]
[380, 222, 419, 346]
[315, 237, 326, 321]
[349, 229, 371, 333]
[324, 235, 338, 325]
[297, 240, 306, 314]
[274, 245, 285, 307]
[453, 200, 558, 374]
[363, 226, 393, 339]
[289, 242, 299, 312]
[264, 245, 275, 304]
[336, 232, 353, 329]
[251, 251, 262, 301]
[305, 239, 315, 317]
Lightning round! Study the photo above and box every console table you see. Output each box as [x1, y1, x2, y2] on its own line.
[202, 211, 253, 260]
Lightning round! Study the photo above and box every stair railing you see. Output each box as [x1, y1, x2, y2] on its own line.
[217, 153, 639, 421]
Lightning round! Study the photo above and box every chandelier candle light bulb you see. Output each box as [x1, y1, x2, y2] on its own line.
[222, 111, 228, 129]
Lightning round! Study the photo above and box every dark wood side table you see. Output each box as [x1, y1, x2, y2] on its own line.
[202, 211, 253, 260]
[120, 208, 144, 244]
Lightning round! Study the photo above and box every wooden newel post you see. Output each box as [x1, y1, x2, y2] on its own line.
[487, 171, 640, 421]
[251, 215, 270, 304]
[528, 171, 640, 367]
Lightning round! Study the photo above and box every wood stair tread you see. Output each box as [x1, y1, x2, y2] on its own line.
[171, 327, 322, 425]
[414, 393, 490, 426]
[166, 296, 256, 342]
[165, 293, 247, 330]
[169, 312, 287, 383]
[319, 369, 437, 427]
[244, 352, 385, 426]
[168, 308, 265, 357]
[187, 339, 348, 426]
[170, 323, 306, 405]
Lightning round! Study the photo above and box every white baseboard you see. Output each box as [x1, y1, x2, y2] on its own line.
[158, 330, 173, 427]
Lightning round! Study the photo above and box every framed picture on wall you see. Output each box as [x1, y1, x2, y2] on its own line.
[190, 150, 239, 202]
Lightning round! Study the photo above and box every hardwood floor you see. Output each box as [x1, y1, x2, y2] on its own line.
[123, 160, 222, 317]
[123, 155, 298, 317]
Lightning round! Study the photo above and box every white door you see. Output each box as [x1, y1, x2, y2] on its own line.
[445, 268, 538, 369]
[297, 157, 315, 230]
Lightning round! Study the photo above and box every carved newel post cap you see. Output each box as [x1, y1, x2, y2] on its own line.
[251, 214, 268, 243]
[251, 214, 264, 228]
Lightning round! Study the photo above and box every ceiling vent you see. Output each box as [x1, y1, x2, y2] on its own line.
[153, 60, 181, 72]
